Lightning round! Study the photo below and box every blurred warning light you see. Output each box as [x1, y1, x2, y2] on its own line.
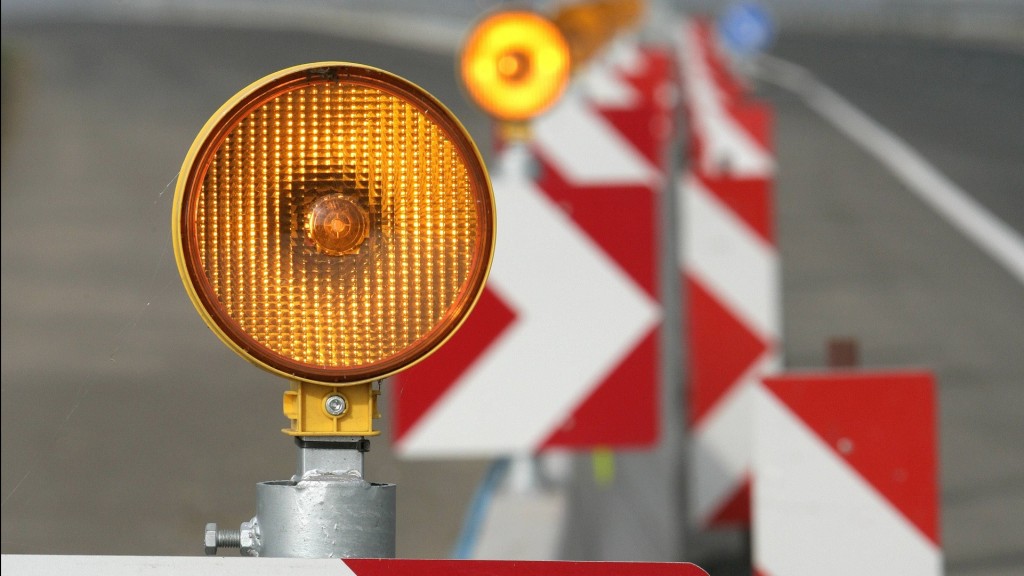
[460, 10, 571, 121]
[554, 0, 645, 65]
[173, 62, 496, 386]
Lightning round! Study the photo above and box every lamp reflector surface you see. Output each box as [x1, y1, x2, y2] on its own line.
[174, 63, 495, 384]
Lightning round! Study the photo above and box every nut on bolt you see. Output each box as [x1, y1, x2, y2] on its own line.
[240, 518, 259, 557]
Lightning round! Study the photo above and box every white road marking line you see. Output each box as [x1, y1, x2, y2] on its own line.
[757, 54, 1024, 288]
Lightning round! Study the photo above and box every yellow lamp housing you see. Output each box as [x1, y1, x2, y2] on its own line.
[460, 10, 572, 123]
[173, 62, 496, 437]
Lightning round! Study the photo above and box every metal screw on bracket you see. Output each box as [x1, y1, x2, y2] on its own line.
[204, 522, 240, 556]
[324, 394, 348, 416]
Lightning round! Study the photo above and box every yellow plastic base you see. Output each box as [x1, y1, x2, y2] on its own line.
[282, 381, 381, 436]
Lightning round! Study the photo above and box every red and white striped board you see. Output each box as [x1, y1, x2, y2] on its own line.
[675, 18, 780, 528]
[392, 44, 676, 457]
[754, 372, 942, 575]
[0, 555, 710, 576]
[676, 19, 773, 179]
[679, 169, 779, 527]
[581, 41, 677, 169]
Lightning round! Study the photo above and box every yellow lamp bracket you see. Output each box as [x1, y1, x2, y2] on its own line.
[498, 120, 533, 144]
[283, 381, 382, 437]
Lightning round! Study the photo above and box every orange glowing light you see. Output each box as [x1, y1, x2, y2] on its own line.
[460, 10, 571, 121]
[554, 0, 646, 65]
[306, 193, 370, 256]
[173, 63, 496, 385]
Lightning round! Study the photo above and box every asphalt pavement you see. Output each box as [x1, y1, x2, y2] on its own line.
[772, 32, 1024, 238]
[2, 16, 1022, 576]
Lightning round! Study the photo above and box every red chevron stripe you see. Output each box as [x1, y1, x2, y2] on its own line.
[392, 288, 517, 443]
[765, 372, 939, 544]
[693, 170, 774, 245]
[594, 48, 676, 168]
[729, 101, 772, 152]
[345, 559, 710, 576]
[708, 474, 751, 526]
[532, 152, 659, 299]
[541, 327, 660, 448]
[686, 275, 767, 424]
[530, 136, 661, 448]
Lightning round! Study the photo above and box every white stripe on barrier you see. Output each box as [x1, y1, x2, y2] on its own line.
[581, 56, 641, 108]
[689, 363, 765, 523]
[397, 150, 660, 456]
[607, 39, 646, 73]
[534, 91, 659, 186]
[754, 386, 942, 575]
[681, 175, 779, 340]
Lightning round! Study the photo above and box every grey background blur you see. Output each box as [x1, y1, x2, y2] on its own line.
[2, 1, 1023, 574]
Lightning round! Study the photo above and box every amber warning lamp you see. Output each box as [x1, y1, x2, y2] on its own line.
[460, 10, 571, 126]
[174, 62, 495, 438]
[174, 63, 494, 558]
[174, 61, 493, 557]
[553, 0, 645, 66]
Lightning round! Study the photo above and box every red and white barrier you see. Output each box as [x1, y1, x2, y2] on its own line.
[675, 19, 780, 528]
[0, 555, 710, 576]
[677, 20, 773, 179]
[680, 171, 779, 527]
[582, 41, 677, 168]
[754, 372, 942, 575]
[392, 43, 676, 457]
